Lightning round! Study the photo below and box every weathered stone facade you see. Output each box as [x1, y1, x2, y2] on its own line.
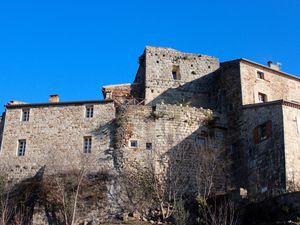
[135, 46, 220, 107]
[0, 113, 4, 151]
[0, 100, 115, 180]
[241, 102, 285, 193]
[282, 102, 300, 190]
[0, 46, 299, 222]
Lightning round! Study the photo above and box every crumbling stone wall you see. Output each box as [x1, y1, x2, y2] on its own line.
[141, 46, 220, 106]
[241, 102, 285, 194]
[0, 101, 116, 180]
[102, 83, 143, 104]
[240, 61, 300, 105]
[114, 104, 226, 194]
[282, 102, 300, 190]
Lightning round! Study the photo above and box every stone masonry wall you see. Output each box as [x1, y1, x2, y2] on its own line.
[114, 104, 226, 194]
[241, 102, 285, 193]
[143, 46, 220, 107]
[282, 103, 300, 190]
[0, 113, 4, 151]
[0, 101, 116, 181]
[240, 61, 300, 105]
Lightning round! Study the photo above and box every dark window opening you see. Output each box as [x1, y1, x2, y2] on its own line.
[258, 93, 267, 103]
[253, 121, 272, 144]
[228, 103, 234, 112]
[196, 137, 206, 147]
[130, 140, 138, 148]
[257, 71, 265, 79]
[146, 143, 152, 150]
[172, 66, 180, 80]
[172, 71, 178, 80]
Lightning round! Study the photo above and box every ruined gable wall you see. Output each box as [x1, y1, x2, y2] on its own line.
[240, 61, 300, 105]
[144, 47, 219, 107]
[0, 102, 116, 180]
[241, 103, 285, 193]
[282, 103, 300, 190]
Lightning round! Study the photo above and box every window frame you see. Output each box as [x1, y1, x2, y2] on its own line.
[17, 139, 26, 156]
[83, 136, 92, 153]
[21, 109, 30, 122]
[253, 120, 272, 144]
[85, 105, 94, 118]
[256, 70, 265, 80]
[129, 140, 138, 148]
[258, 92, 267, 103]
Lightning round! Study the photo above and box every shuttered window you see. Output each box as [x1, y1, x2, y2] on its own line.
[253, 120, 272, 144]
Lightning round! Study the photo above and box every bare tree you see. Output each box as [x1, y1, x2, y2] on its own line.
[117, 139, 192, 222]
[192, 140, 238, 225]
[198, 197, 237, 225]
[0, 174, 12, 225]
[42, 149, 99, 225]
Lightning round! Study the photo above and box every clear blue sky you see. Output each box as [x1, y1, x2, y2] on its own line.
[0, 0, 299, 112]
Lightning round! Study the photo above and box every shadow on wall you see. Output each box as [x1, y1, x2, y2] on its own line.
[0, 166, 45, 225]
[158, 126, 230, 198]
[147, 70, 223, 111]
[90, 119, 116, 164]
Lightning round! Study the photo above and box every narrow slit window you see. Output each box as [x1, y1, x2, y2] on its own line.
[83, 136, 92, 153]
[86, 105, 94, 118]
[172, 66, 180, 80]
[18, 140, 26, 156]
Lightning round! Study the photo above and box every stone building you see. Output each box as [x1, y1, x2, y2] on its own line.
[0, 46, 299, 201]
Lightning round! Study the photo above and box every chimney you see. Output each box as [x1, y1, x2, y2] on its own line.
[267, 61, 280, 71]
[49, 94, 60, 103]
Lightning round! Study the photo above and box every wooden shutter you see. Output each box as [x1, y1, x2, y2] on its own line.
[253, 127, 259, 144]
[266, 120, 272, 138]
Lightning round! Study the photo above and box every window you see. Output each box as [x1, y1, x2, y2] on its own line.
[129, 140, 138, 148]
[86, 105, 94, 118]
[172, 66, 180, 80]
[83, 136, 92, 153]
[196, 136, 206, 147]
[17, 140, 26, 156]
[258, 93, 267, 103]
[257, 71, 265, 79]
[253, 121, 272, 144]
[146, 143, 152, 150]
[227, 103, 234, 112]
[22, 109, 30, 121]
